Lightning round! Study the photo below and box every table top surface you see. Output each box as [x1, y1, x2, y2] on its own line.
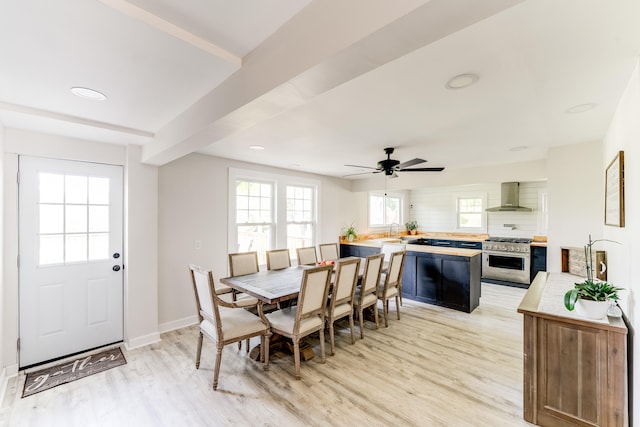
[220, 257, 382, 304]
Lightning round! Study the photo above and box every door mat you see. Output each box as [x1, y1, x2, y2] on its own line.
[22, 347, 126, 398]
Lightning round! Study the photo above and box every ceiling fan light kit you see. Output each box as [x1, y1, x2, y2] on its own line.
[344, 147, 444, 178]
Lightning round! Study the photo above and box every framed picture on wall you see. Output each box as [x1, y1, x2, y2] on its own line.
[605, 150, 624, 227]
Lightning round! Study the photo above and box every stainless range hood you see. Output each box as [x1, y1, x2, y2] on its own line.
[486, 182, 532, 212]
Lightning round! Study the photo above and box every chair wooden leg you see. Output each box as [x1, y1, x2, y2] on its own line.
[358, 307, 365, 339]
[395, 295, 400, 320]
[383, 299, 389, 327]
[328, 320, 335, 356]
[213, 345, 223, 391]
[319, 328, 326, 363]
[195, 332, 203, 369]
[348, 313, 355, 345]
[245, 338, 250, 353]
[293, 340, 301, 380]
[237, 341, 242, 351]
[373, 304, 379, 329]
[399, 284, 403, 306]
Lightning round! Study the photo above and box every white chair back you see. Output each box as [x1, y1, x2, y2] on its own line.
[319, 243, 339, 261]
[229, 251, 259, 276]
[189, 264, 220, 330]
[296, 246, 318, 266]
[266, 249, 291, 270]
[332, 258, 360, 303]
[297, 265, 332, 320]
[385, 251, 405, 288]
[381, 242, 406, 262]
[361, 253, 384, 296]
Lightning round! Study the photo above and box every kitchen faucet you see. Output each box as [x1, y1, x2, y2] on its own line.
[389, 223, 400, 238]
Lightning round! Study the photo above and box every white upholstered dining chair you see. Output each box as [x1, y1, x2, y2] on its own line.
[325, 257, 360, 355]
[189, 264, 270, 391]
[266, 248, 291, 270]
[296, 246, 318, 266]
[319, 243, 339, 261]
[377, 251, 405, 327]
[354, 252, 384, 339]
[265, 264, 333, 380]
[380, 242, 407, 305]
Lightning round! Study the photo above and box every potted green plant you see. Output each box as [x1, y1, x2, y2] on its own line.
[405, 220, 418, 235]
[563, 235, 623, 319]
[344, 224, 357, 242]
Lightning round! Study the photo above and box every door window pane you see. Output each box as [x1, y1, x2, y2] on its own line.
[88, 177, 109, 204]
[65, 205, 87, 233]
[39, 235, 64, 265]
[65, 234, 88, 262]
[39, 204, 64, 234]
[39, 173, 64, 203]
[65, 176, 88, 204]
[89, 206, 109, 232]
[89, 233, 109, 260]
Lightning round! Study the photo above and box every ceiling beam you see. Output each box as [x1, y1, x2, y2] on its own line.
[98, 0, 241, 66]
[142, 0, 524, 166]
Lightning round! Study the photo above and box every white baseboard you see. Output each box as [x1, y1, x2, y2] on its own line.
[125, 332, 161, 351]
[159, 315, 198, 334]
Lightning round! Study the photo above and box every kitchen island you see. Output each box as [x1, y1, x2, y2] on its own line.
[341, 240, 481, 313]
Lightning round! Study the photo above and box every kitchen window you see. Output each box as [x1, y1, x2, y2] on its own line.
[369, 192, 402, 227]
[456, 195, 486, 231]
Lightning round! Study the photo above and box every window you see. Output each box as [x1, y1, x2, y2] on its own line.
[457, 196, 484, 230]
[38, 173, 110, 265]
[286, 185, 314, 251]
[235, 180, 274, 261]
[229, 169, 319, 265]
[369, 193, 401, 226]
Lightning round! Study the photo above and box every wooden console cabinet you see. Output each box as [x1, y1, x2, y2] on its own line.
[517, 273, 628, 426]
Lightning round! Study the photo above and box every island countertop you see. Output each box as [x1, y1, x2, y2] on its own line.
[341, 240, 481, 258]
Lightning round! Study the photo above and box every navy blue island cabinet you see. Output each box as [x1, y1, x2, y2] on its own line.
[340, 243, 481, 313]
[406, 251, 481, 313]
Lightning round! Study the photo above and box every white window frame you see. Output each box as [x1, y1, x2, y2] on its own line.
[454, 192, 487, 232]
[228, 168, 320, 265]
[368, 191, 403, 229]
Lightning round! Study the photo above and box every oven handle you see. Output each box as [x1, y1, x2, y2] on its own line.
[483, 250, 530, 257]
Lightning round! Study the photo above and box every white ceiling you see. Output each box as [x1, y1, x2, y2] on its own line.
[1, 0, 639, 178]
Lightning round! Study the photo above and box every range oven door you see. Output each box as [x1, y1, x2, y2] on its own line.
[482, 251, 530, 284]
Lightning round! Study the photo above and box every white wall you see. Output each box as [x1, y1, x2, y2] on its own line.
[123, 145, 160, 348]
[602, 60, 639, 422]
[156, 153, 355, 331]
[0, 123, 4, 397]
[2, 129, 159, 372]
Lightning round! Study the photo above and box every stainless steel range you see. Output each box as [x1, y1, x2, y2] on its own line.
[482, 237, 532, 285]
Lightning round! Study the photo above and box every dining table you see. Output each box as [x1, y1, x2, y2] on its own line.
[219, 256, 385, 361]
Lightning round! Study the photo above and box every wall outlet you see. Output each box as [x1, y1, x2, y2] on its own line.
[194, 240, 202, 250]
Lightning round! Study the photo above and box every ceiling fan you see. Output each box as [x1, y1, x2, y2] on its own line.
[344, 147, 445, 178]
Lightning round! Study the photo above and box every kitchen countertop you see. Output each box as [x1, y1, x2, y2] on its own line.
[341, 239, 481, 258]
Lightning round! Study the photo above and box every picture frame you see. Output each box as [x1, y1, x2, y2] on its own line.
[605, 150, 624, 227]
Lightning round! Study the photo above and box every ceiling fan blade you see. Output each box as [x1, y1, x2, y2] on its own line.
[342, 171, 375, 177]
[398, 167, 445, 172]
[396, 158, 426, 169]
[344, 164, 379, 170]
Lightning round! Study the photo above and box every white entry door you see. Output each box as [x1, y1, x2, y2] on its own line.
[19, 156, 124, 367]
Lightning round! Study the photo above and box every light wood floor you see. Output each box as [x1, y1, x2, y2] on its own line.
[1, 283, 534, 427]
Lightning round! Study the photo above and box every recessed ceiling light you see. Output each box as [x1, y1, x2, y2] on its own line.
[249, 145, 265, 150]
[566, 103, 597, 114]
[445, 73, 479, 90]
[70, 87, 107, 101]
[509, 146, 528, 152]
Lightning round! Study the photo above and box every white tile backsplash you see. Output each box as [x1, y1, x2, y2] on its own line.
[409, 181, 547, 238]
